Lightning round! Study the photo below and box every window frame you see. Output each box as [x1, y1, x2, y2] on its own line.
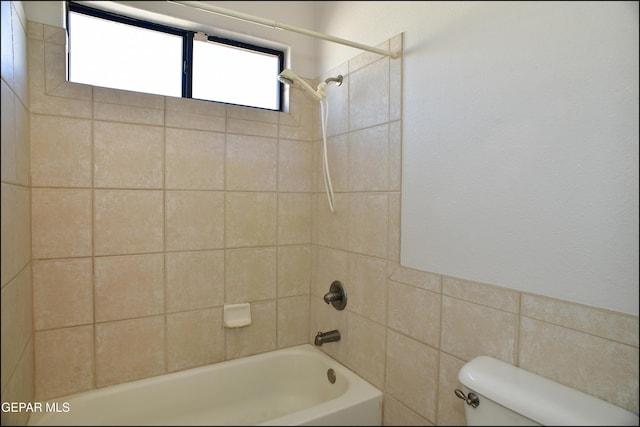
[66, 2, 285, 111]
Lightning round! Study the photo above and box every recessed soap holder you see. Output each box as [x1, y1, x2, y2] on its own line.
[223, 303, 251, 328]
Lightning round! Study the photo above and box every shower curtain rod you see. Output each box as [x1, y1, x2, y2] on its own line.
[169, 0, 400, 59]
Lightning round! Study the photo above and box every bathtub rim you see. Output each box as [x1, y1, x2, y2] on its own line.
[28, 343, 383, 426]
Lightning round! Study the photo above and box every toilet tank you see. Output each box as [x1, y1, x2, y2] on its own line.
[457, 356, 639, 426]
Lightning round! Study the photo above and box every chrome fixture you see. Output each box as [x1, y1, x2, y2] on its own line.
[454, 388, 480, 408]
[277, 68, 344, 101]
[314, 330, 341, 346]
[323, 75, 343, 86]
[323, 280, 347, 310]
[327, 368, 336, 384]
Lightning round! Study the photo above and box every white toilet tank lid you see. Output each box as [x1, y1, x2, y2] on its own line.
[458, 356, 639, 426]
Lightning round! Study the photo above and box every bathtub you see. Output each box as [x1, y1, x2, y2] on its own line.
[28, 344, 382, 426]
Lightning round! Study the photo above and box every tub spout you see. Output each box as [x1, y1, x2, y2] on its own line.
[314, 330, 341, 346]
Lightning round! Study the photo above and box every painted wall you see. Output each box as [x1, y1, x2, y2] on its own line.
[314, 1, 639, 316]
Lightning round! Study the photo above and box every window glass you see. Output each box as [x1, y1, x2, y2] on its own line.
[192, 40, 281, 110]
[67, 3, 284, 110]
[68, 11, 183, 97]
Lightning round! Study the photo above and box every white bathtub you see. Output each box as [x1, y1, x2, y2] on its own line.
[28, 344, 382, 426]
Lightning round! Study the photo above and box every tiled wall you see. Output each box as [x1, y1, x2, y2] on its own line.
[14, 16, 639, 427]
[1, 2, 33, 426]
[308, 34, 639, 425]
[28, 22, 315, 401]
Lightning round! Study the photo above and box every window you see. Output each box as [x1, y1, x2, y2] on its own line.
[67, 2, 285, 111]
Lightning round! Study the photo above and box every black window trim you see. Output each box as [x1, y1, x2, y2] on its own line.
[66, 1, 285, 111]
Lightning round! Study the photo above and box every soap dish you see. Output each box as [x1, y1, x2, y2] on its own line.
[223, 303, 251, 328]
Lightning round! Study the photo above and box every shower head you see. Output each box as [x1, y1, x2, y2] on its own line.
[278, 69, 324, 101]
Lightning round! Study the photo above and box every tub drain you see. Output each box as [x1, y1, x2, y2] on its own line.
[327, 368, 336, 384]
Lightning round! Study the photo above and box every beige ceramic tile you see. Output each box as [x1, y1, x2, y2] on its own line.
[225, 134, 277, 191]
[95, 316, 165, 387]
[28, 38, 45, 96]
[384, 395, 433, 426]
[14, 98, 29, 187]
[31, 114, 92, 187]
[227, 117, 278, 138]
[27, 21, 44, 40]
[94, 101, 163, 126]
[348, 193, 388, 258]
[167, 307, 224, 372]
[387, 192, 401, 263]
[319, 63, 349, 138]
[30, 89, 93, 118]
[277, 295, 310, 348]
[348, 124, 389, 191]
[34, 325, 94, 400]
[349, 40, 390, 73]
[519, 317, 639, 414]
[389, 34, 403, 122]
[311, 246, 348, 299]
[319, 134, 348, 193]
[388, 281, 440, 347]
[33, 258, 93, 330]
[312, 193, 348, 250]
[15, 186, 30, 270]
[94, 86, 165, 109]
[309, 295, 348, 363]
[44, 42, 91, 100]
[94, 254, 164, 322]
[43, 24, 65, 45]
[165, 128, 225, 190]
[32, 188, 92, 259]
[278, 86, 315, 141]
[166, 95, 226, 117]
[94, 121, 163, 189]
[389, 266, 442, 293]
[0, 281, 17, 391]
[1, 270, 32, 393]
[225, 247, 277, 304]
[443, 275, 520, 313]
[16, 267, 32, 352]
[165, 190, 225, 251]
[522, 293, 639, 347]
[225, 300, 276, 360]
[441, 296, 518, 364]
[226, 103, 279, 123]
[225, 192, 277, 248]
[349, 58, 389, 131]
[346, 312, 386, 389]
[347, 253, 387, 324]
[277, 245, 311, 298]
[1, 184, 18, 285]
[277, 193, 312, 245]
[437, 352, 468, 426]
[389, 121, 402, 191]
[94, 189, 163, 255]
[165, 96, 225, 132]
[1, 339, 34, 427]
[278, 139, 313, 192]
[1, 82, 16, 184]
[386, 330, 438, 421]
[166, 109, 226, 132]
[166, 250, 224, 312]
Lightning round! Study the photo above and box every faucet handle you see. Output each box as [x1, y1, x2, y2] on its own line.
[323, 281, 347, 310]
